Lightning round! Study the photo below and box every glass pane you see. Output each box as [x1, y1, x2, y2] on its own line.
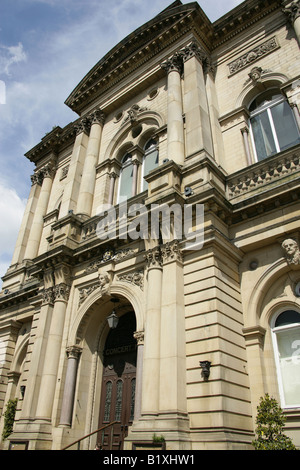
[251, 111, 277, 161]
[275, 310, 300, 328]
[130, 378, 136, 421]
[276, 327, 300, 406]
[119, 164, 133, 202]
[115, 380, 123, 421]
[104, 381, 112, 421]
[271, 101, 300, 151]
[143, 150, 159, 191]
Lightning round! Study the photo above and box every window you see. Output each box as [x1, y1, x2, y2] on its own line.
[249, 90, 300, 161]
[271, 310, 300, 408]
[118, 153, 133, 203]
[141, 138, 159, 192]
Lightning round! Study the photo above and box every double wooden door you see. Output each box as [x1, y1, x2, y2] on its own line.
[98, 312, 137, 450]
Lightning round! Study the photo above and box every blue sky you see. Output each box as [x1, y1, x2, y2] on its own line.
[0, 0, 244, 286]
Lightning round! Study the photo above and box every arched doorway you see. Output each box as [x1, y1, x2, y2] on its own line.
[97, 311, 137, 450]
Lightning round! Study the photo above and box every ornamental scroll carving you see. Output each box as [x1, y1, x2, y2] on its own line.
[84, 248, 136, 273]
[282, 238, 300, 265]
[228, 37, 279, 75]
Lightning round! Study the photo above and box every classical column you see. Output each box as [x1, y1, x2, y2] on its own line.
[159, 241, 187, 416]
[241, 127, 253, 166]
[20, 270, 55, 420]
[76, 109, 105, 217]
[183, 42, 213, 158]
[35, 280, 70, 421]
[133, 331, 144, 421]
[141, 247, 162, 416]
[11, 173, 43, 265]
[23, 162, 55, 260]
[108, 172, 117, 205]
[59, 117, 90, 218]
[161, 52, 185, 165]
[59, 345, 82, 427]
[283, 0, 300, 44]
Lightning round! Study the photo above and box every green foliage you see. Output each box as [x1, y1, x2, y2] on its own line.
[2, 398, 18, 440]
[152, 433, 165, 443]
[252, 394, 296, 450]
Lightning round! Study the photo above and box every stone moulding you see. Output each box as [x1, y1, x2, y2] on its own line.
[228, 37, 279, 76]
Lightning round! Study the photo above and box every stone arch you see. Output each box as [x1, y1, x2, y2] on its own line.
[69, 279, 145, 348]
[246, 257, 300, 328]
[236, 72, 289, 109]
[104, 110, 165, 163]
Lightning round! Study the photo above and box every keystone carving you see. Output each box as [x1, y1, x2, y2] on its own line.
[283, 1, 300, 22]
[282, 238, 300, 265]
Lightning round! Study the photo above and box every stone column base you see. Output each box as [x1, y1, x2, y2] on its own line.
[4, 418, 53, 450]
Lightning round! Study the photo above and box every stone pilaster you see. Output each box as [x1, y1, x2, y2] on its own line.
[183, 41, 214, 158]
[133, 331, 144, 421]
[59, 117, 90, 218]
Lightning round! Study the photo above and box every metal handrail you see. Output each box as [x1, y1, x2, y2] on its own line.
[61, 421, 117, 450]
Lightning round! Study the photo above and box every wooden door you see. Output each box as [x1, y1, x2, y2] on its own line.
[97, 312, 136, 450]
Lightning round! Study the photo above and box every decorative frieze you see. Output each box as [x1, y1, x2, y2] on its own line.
[84, 248, 136, 273]
[228, 37, 279, 76]
[117, 270, 144, 290]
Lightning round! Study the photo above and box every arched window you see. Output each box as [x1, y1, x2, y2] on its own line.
[249, 90, 300, 162]
[141, 138, 159, 191]
[118, 153, 133, 203]
[271, 310, 300, 408]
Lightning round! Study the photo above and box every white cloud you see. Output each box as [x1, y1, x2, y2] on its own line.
[0, 42, 27, 76]
[0, 180, 27, 282]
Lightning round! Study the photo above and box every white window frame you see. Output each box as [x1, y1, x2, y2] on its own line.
[249, 91, 300, 162]
[117, 153, 133, 204]
[140, 138, 159, 193]
[271, 310, 300, 409]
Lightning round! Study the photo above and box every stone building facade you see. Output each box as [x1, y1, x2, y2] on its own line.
[0, 0, 300, 450]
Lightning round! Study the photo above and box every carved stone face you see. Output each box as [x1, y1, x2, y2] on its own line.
[282, 239, 298, 256]
[99, 272, 109, 287]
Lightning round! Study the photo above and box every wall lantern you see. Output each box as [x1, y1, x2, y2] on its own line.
[200, 361, 211, 381]
[107, 298, 120, 329]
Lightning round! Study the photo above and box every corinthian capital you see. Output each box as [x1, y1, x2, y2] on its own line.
[182, 42, 208, 64]
[283, 1, 300, 22]
[90, 109, 105, 126]
[54, 283, 71, 301]
[161, 51, 184, 75]
[74, 116, 91, 135]
[161, 240, 183, 263]
[145, 247, 163, 269]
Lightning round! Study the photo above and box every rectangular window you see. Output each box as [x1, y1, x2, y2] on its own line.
[275, 326, 300, 407]
[271, 101, 300, 152]
[250, 111, 277, 161]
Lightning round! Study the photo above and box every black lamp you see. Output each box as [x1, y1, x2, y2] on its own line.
[107, 298, 119, 329]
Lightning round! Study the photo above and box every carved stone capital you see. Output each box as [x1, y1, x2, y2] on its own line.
[161, 51, 184, 75]
[54, 283, 71, 301]
[66, 345, 82, 360]
[134, 330, 144, 345]
[145, 247, 163, 269]
[182, 42, 208, 65]
[31, 171, 44, 186]
[161, 240, 183, 263]
[41, 286, 55, 305]
[90, 109, 105, 126]
[283, 1, 300, 22]
[74, 116, 91, 135]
